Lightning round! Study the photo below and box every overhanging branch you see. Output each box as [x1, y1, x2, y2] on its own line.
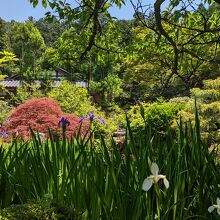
[154, 0, 179, 94]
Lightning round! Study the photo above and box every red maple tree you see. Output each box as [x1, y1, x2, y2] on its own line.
[3, 98, 89, 140]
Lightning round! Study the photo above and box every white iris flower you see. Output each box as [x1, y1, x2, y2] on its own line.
[142, 162, 169, 192]
[208, 198, 220, 215]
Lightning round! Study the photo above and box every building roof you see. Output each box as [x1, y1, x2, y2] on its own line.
[0, 80, 22, 87]
[75, 81, 88, 87]
[0, 80, 88, 88]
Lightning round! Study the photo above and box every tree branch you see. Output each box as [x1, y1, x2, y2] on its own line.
[154, 0, 179, 95]
[182, 48, 220, 64]
[79, 0, 106, 61]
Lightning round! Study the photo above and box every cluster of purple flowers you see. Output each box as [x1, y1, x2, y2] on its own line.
[79, 111, 105, 124]
[58, 111, 104, 130]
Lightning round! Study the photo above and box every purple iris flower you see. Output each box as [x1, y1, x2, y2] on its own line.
[0, 126, 8, 139]
[79, 111, 105, 124]
[58, 117, 70, 127]
[2, 131, 8, 139]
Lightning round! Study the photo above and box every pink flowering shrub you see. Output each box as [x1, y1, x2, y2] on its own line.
[3, 97, 89, 140]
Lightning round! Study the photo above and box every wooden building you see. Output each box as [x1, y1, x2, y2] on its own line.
[0, 68, 88, 98]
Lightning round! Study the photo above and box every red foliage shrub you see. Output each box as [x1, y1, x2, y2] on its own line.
[3, 97, 89, 140]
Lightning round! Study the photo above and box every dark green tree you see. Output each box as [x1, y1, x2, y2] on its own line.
[35, 17, 67, 46]
[0, 18, 9, 51]
[9, 21, 46, 78]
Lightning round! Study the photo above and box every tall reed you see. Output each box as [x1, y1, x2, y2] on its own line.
[0, 110, 220, 219]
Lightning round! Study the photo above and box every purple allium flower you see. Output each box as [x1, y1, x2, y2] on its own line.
[58, 117, 70, 127]
[79, 111, 105, 124]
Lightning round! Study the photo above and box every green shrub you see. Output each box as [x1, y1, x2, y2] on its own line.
[98, 108, 125, 136]
[0, 100, 12, 124]
[174, 77, 220, 143]
[128, 102, 184, 132]
[14, 82, 45, 105]
[191, 88, 220, 103]
[48, 80, 95, 116]
[178, 100, 220, 142]
[0, 199, 76, 220]
[203, 77, 220, 90]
